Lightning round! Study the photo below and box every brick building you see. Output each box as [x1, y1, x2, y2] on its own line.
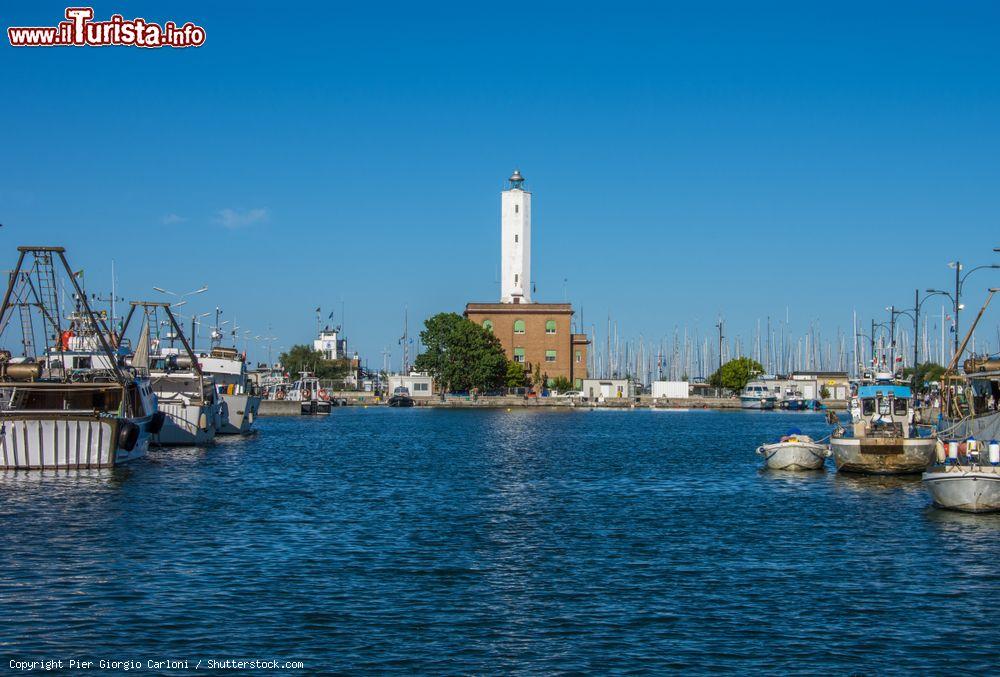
[465, 302, 589, 388]
[464, 170, 589, 389]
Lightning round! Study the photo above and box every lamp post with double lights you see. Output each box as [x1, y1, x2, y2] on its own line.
[929, 262, 1000, 361]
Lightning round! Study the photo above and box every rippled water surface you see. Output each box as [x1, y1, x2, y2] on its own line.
[2, 408, 999, 674]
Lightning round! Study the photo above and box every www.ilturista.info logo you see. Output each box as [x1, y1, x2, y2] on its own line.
[8, 7, 206, 48]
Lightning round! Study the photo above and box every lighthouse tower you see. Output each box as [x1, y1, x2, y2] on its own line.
[501, 169, 531, 304]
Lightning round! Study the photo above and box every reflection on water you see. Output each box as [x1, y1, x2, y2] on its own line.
[926, 506, 1000, 532]
[1, 409, 998, 673]
[832, 471, 925, 495]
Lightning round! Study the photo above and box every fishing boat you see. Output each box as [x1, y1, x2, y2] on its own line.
[0, 246, 162, 469]
[740, 381, 777, 410]
[923, 439, 1000, 512]
[934, 290, 1000, 441]
[388, 386, 415, 408]
[120, 302, 221, 446]
[830, 379, 937, 474]
[756, 428, 830, 470]
[199, 346, 260, 435]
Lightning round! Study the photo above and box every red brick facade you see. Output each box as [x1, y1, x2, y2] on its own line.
[464, 302, 589, 388]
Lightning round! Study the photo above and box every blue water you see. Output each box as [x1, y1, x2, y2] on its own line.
[1, 409, 998, 674]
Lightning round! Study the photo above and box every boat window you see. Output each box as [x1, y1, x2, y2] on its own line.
[893, 398, 908, 416]
[861, 398, 875, 415]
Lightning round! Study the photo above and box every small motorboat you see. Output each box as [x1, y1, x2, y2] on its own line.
[923, 439, 1000, 513]
[388, 386, 414, 408]
[756, 429, 830, 470]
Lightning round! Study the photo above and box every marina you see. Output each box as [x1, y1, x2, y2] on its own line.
[5, 2, 1000, 671]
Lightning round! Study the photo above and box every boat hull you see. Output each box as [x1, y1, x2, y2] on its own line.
[301, 400, 331, 415]
[218, 393, 261, 435]
[741, 397, 776, 410]
[831, 437, 937, 475]
[0, 413, 152, 470]
[153, 401, 217, 446]
[757, 441, 829, 470]
[923, 467, 1000, 513]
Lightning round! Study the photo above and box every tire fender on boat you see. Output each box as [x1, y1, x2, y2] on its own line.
[118, 420, 140, 451]
[148, 411, 166, 435]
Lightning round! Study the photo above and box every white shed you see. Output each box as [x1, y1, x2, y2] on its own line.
[387, 373, 434, 398]
[652, 381, 689, 399]
[582, 379, 635, 401]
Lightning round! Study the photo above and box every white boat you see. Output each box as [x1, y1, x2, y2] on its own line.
[285, 372, 332, 414]
[830, 381, 937, 474]
[740, 381, 777, 410]
[120, 302, 221, 446]
[199, 346, 260, 435]
[923, 439, 1000, 513]
[756, 431, 830, 470]
[0, 246, 162, 469]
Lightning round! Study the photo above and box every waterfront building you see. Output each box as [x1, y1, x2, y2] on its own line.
[791, 371, 850, 401]
[464, 171, 589, 388]
[386, 372, 434, 399]
[314, 326, 347, 360]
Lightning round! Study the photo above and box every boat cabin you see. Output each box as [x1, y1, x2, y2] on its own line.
[850, 384, 914, 438]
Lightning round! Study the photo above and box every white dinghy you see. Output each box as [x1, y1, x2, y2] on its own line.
[757, 429, 830, 470]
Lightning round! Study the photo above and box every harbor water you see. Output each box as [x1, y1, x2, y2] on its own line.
[2, 409, 998, 673]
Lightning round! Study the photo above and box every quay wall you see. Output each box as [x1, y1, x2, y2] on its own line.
[260, 392, 844, 412]
[258, 400, 301, 416]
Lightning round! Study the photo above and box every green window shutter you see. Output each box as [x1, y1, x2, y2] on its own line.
[482, 319, 493, 332]
[514, 347, 525, 357]
[545, 320, 556, 333]
[514, 319, 525, 333]
[545, 349, 556, 362]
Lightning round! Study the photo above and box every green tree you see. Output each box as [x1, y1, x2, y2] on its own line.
[279, 345, 351, 380]
[902, 362, 946, 392]
[819, 385, 831, 399]
[551, 376, 573, 392]
[505, 361, 528, 388]
[413, 312, 508, 393]
[709, 357, 764, 393]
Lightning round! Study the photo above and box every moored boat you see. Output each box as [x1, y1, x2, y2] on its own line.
[120, 302, 221, 446]
[388, 386, 415, 408]
[0, 246, 162, 469]
[200, 346, 260, 435]
[756, 429, 830, 470]
[923, 439, 1000, 512]
[285, 372, 331, 414]
[740, 381, 777, 410]
[831, 381, 936, 474]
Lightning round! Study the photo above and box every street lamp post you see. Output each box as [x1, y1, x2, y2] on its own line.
[931, 262, 1000, 362]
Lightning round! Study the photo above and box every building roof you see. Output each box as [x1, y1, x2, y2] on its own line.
[465, 302, 574, 315]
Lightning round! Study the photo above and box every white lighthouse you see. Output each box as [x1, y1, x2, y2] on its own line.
[501, 169, 531, 304]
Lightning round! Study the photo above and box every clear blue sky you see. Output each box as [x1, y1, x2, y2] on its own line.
[3, 1, 1000, 369]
